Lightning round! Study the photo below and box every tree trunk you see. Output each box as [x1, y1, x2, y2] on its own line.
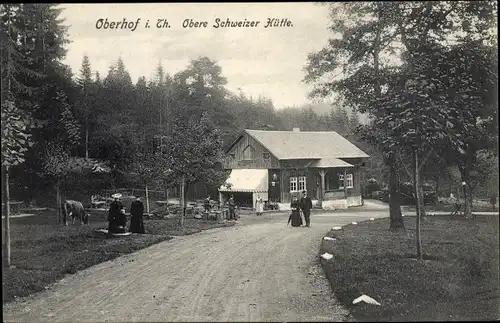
[435, 177, 440, 205]
[4, 166, 12, 267]
[387, 154, 405, 232]
[413, 150, 423, 260]
[180, 174, 186, 230]
[373, 26, 382, 98]
[373, 18, 405, 231]
[110, 171, 116, 190]
[466, 185, 473, 217]
[418, 184, 426, 218]
[165, 185, 169, 212]
[56, 180, 61, 224]
[145, 184, 150, 214]
[462, 166, 473, 219]
[85, 120, 89, 159]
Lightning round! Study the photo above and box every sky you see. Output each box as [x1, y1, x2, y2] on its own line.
[58, 3, 333, 110]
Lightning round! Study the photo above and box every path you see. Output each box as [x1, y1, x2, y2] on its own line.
[3, 205, 389, 322]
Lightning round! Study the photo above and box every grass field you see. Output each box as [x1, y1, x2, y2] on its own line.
[319, 214, 500, 321]
[2, 209, 235, 304]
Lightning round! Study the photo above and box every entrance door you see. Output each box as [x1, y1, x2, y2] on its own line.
[268, 170, 281, 203]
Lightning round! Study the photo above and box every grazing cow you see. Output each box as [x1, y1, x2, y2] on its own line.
[61, 200, 89, 226]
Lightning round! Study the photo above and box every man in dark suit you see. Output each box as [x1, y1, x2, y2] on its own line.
[300, 190, 313, 227]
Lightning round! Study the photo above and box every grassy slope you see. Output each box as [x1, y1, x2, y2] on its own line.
[319, 215, 500, 321]
[2, 210, 234, 304]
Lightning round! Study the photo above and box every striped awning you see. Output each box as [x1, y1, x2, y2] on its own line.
[219, 169, 268, 193]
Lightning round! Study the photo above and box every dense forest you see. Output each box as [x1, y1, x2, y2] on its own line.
[1, 4, 384, 207]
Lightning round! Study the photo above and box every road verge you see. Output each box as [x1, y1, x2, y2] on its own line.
[319, 215, 500, 321]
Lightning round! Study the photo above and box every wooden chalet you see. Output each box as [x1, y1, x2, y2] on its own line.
[219, 128, 370, 210]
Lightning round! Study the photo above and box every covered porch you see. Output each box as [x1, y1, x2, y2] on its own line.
[307, 158, 363, 210]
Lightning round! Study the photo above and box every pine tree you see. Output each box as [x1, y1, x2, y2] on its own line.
[1, 4, 44, 105]
[136, 76, 147, 88]
[155, 61, 165, 86]
[16, 4, 73, 170]
[75, 55, 94, 158]
[77, 55, 92, 86]
[95, 71, 101, 86]
[57, 90, 80, 150]
[115, 57, 132, 87]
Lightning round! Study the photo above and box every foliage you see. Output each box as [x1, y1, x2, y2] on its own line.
[41, 141, 104, 181]
[56, 90, 80, 148]
[1, 100, 33, 167]
[304, 1, 498, 220]
[161, 110, 229, 189]
[131, 150, 164, 186]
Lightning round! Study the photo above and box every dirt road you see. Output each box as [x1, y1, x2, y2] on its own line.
[3, 205, 388, 322]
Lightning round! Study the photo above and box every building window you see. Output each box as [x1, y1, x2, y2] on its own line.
[339, 173, 354, 189]
[290, 177, 298, 192]
[298, 176, 306, 191]
[290, 176, 306, 192]
[242, 145, 255, 160]
[346, 174, 354, 188]
[263, 150, 270, 160]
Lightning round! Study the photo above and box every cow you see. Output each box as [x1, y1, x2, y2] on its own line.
[61, 200, 89, 226]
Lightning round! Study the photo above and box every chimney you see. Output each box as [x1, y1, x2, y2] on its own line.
[292, 128, 300, 132]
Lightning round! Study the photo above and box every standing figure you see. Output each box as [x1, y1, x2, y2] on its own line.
[288, 194, 303, 227]
[300, 190, 313, 228]
[108, 193, 126, 233]
[129, 196, 145, 234]
[228, 195, 236, 220]
[203, 195, 212, 220]
[255, 195, 264, 216]
[204, 195, 211, 212]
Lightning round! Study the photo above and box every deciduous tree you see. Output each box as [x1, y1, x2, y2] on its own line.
[1, 100, 34, 266]
[160, 110, 229, 230]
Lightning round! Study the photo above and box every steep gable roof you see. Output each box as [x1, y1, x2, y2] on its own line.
[244, 129, 369, 160]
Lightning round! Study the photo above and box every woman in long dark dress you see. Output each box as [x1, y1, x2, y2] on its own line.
[129, 196, 145, 233]
[288, 195, 303, 227]
[108, 193, 126, 233]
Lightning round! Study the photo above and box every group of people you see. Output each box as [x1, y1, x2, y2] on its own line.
[288, 190, 313, 227]
[106, 190, 314, 233]
[204, 195, 239, 220]
[107, 193, 145, 234]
